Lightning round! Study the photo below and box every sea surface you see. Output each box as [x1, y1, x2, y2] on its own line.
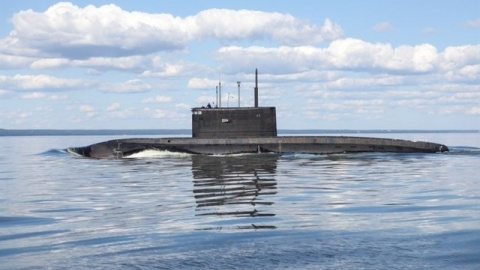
[1, 131, 479, 269]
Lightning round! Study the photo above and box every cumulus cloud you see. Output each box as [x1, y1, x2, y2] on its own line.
[21, 92, 46, 99]
[423, 27, 438, 34]
[463, 19, 480, 28]
[106, 103, 120, 111]
[324, 75, 407, 90]
[466, 107, 480, 114]
[215, 40, 480, 79]
[79, 104, 96, 117]
[105, 103, 134, 118]
[440, 45, 480, 69]
[192, 9, 342, 44]
[327, 39, 438, 72]
[175, 103, 191, 109]
[0, 74, 91, 91]
[29, 55, 157, 72]
[143, 107, 183, 119]
[373, 22, 394, 32]
[0, 89, 14, 98]
[142, 96, 172, 103]
[0, 54, 36, 69]
[48, 94, 67, 100]
[99, 79, 152, 93]
[141, 62, 203, 77]
[187, 77, 218, 89]
[79, 104, 94, 112]
[4, 3, 187, 59]
[444, 64, 480, 83]
[1, 2, 342, 64]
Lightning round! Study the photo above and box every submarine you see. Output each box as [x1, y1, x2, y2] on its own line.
[68, 69, 448, 158]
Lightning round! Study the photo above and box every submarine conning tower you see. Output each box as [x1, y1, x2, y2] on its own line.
[192, 69, 277, 138]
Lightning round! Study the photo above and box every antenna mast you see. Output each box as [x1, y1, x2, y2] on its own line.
[216, 86, 218, 108]
[254, 68, 258, 107]
[218, 78, 222, 108]
[237, 81, 241, 107]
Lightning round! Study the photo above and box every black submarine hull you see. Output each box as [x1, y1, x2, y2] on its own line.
[68, 136, 448, 158]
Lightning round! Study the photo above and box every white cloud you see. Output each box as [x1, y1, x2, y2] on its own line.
[0, 89, 14, 98]
[1, 3, 343, 63]
[373, 22, 393, 32]
[215, 40, 479, 78]
[175, 103, 191, 109]
[79, 104, 95, 117]
[196, 95, 216, 104]
[190, 10, 342, 45]
[144, 107, 176, 119]
[423, 27, 438, 34]
[30, 55, 156, 72]
[151, 109, 167, 118]
[191, 9, 343, 44]
[29, 58, 70, 69]
[141, 62, 198, 77]
[0, 54, 36, 69]
[79, 104, 94, 112]
[0, 109, 33, 125]
[99, 79, 152, 93]
[48, 94, 67, 100]
[187, 77, 218, 89]
[19, 112, 32, 119]
[445, 64, 480, 83]
[109, 109, 133, 118]
[326, 39, 438, 72]
[21, 54, 204, 78]
[215, 45, 321, 73]
[142, 96, 171, 103]
[440, 45, 480, 69]
[306, 99, 385, 113]
[343, 99, 385, 106]
[8, 91, 68, 100]
[106, 103, 120, 111]
[466, 107, 480, 115]
[106, 104, 133, 118]
[4, 3, 187, 59]
[0, 74, 90, 91]
[438, 92, 480, 104]
[463, 19, 480, 28]
[21, 92, 46, 99]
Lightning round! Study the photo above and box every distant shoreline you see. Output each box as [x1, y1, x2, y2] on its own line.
[0, 129, 478, 136]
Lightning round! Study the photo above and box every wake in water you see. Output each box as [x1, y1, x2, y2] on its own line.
[445, 146, 480, 156]
[38, 148, 69, 156]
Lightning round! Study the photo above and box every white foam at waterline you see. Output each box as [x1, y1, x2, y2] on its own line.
[66, 148, 83, 157]
[208, 152, 278, 157]
[124, 149, 192, 159]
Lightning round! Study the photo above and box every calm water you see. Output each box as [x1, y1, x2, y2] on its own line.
[1, 132, 479, 269]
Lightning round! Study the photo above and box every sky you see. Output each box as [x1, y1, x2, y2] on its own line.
[0, 0, 479, 130]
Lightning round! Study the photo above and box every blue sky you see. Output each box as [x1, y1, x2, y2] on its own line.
[1, 0, 479, 130]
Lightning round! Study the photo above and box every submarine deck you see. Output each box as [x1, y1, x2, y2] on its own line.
[68, 136, 448, 158]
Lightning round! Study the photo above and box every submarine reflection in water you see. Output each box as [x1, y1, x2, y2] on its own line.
[191, 154, 278, 230]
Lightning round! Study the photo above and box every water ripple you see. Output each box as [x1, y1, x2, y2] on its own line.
[1, 134, 479, 269]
